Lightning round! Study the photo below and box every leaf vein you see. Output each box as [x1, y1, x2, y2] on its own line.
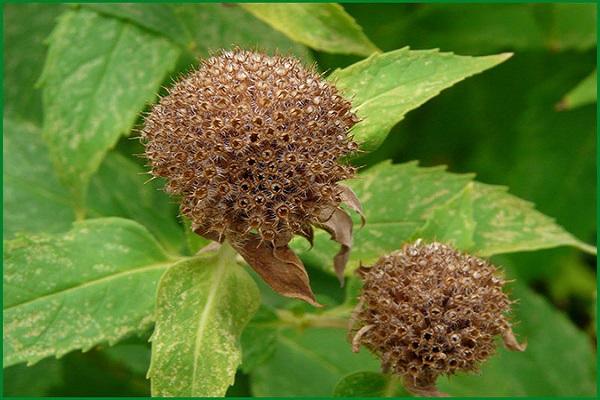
[5, 260, 175, 311]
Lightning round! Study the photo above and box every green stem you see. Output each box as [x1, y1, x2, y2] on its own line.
[275, 306, 352, 329]
[74, 204, 86, 221]
[382, 374, 401, 397]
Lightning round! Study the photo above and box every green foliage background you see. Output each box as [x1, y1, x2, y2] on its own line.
[3, 3, 597, 397]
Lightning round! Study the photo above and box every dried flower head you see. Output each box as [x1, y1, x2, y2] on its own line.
[142, 49, 363, 305]
[350, 240, 526, 396]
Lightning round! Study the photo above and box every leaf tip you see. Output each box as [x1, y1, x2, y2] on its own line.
[555, 99, 570, 111]
[576, 241, 596, 255]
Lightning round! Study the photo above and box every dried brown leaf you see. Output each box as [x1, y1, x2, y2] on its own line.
[193, 224, 320, 306]
[233, 234, 321, 307]
[351, 324, 373, 353]
[503, 326, 527, 352]
[316, 207, 353, 286]
[339, 184, 365, 227]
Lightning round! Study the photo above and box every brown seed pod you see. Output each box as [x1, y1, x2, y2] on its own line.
[141, 49, 362, 305]
[350, 240, 526, 396]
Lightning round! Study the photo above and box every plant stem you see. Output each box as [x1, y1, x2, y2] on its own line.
[275, 307, 352, 329]
[383, 374, 401, 397]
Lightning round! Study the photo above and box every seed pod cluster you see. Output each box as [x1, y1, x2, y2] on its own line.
[142, 49, 359, 245]
[351, 241, 524, 396]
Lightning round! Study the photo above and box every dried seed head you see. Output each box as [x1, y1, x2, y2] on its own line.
[351, 241, 525, 396]
[141, 49, 358, 244]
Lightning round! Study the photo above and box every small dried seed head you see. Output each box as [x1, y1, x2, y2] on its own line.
[142, 49, 358, 243]
[351, 241, 523, 395]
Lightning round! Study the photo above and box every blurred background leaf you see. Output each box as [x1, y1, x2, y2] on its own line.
[557, 68, 597, 110]
[3, 358, 63, 397]
[249, 326, 380, 396]
[4, 4, 65, 123]
[3, 338, 154, 397]
[3, 116, 76, 239]
[85, 3, 312, 64]
[333, 371, 409, 397]
[3, 115, 184, 252]
[241, 3, 379, 56]
[103, 342, 152, 376]
[344, 3, 596, 55]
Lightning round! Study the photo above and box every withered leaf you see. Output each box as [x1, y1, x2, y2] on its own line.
[233, 234, 321, 307]
[339, 184, 365, 227]
[351, 324, 373, 353]
[502, 326, 527, 352]
[194, 225, 320, 306]
[316, 207, 353, 285]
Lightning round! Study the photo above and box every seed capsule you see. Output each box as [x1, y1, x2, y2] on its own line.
[141, 49, 358, 244]
[350, 241, 525, 396]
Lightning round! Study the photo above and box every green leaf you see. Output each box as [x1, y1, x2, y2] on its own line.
[85, 3, 312, 62]
[241, 4, 378, 56]
[3, 358, 63, 396]
[380, 52, 596, 244]
[439, 283, 596, 396]
[546, 254, 597, 304]
[83, 4, 193, 50]
[39, 9, 180, 208]
[149, 244, 260, 396]
[4, 4, 64, 123]
[249, 326, 380, 396]
[333, 371, 409, 397]
[416, 182, 477, 251]
[346, 4, 596, 55]
[548, 4, 597, 51]
[240, 306, 279, 374]
[418, 181, 594, 256]
[3, 115, 184, 251]
[365, 51, 596, 285]
[294, 161, 594, 275]
[3, 218, 177, 367]
[87, 152, 184, 254]
[557, 69, 597, 110]
[3, 116, 76, 239]
[103, 343, 152, 375]
[329, 48, 511, 151]
[54, 348, 150, 396]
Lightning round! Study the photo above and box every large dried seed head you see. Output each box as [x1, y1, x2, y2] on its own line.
[142, 49, 359, 244]
[351, 241, 525, 396]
